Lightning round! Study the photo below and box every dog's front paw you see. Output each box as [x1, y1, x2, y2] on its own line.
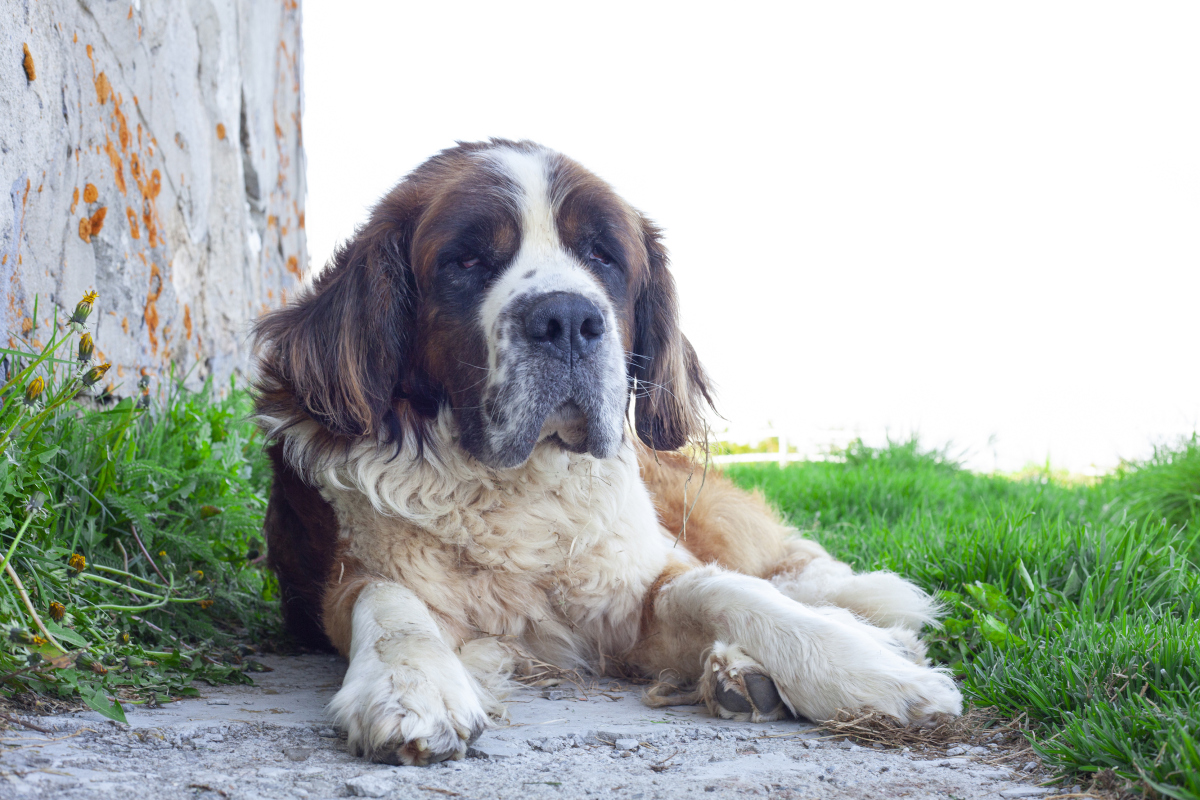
[329, 655, 489, 766]
[700, 642, 789, 722]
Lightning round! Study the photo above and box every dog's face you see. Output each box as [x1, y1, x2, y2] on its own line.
[417, 146, 640, 467]
[255, 140, 712, 470]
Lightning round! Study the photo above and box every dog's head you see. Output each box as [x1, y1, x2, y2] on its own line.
[255, 139, 713, 470]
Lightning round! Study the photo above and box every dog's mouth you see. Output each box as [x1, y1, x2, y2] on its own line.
[538, 401, 591, 453]
[460, 384, 623, 469]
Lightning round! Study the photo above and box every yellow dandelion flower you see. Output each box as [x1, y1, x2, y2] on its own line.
[82, 363, 110, 387]
[23, 376, 44, 405]
[70, 291, 98, 326]
[78, 332, 94, 363]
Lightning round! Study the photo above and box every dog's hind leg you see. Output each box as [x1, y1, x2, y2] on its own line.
[639, 448, 939, 634]
[767, 540, 941, 634]
[633, 564, 962, 725]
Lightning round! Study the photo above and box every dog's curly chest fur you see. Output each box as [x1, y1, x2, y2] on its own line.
[321, 438, 668, 666]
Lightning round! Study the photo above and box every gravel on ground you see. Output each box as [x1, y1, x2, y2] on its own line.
[0, 655, 1063, 799]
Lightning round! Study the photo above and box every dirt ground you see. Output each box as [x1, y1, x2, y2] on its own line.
[0, 655, 1070, 799]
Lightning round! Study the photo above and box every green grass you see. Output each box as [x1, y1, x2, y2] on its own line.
[0, 296, 275, 722]
[726, 440, 1200, 800]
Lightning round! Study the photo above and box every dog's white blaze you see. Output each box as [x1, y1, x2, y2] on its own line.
[473, 146, 627, 452]
[478, 146, 613, 349]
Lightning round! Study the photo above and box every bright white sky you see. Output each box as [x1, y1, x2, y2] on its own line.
[302, 2, 1199, 473]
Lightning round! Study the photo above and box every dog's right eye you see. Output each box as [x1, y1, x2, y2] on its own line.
[458, 257, 481, 270]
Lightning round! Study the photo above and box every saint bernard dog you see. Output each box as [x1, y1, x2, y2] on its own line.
[253, 139, 962, 766]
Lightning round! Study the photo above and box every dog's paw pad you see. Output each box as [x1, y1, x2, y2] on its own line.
[701, 642, 790, 722]
[743, 672, 785, 717]
[712, 679, 754, 714]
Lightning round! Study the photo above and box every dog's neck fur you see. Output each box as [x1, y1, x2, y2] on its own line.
[277, 409, 644, 542]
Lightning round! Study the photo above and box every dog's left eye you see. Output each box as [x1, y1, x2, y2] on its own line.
[589, 246, 613, 266]
[459, 257, 482, 270]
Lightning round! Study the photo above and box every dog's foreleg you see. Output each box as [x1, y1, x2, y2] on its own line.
[327, 582, 491, 765]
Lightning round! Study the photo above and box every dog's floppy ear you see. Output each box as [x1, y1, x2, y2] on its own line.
[254, 206, 419, 443]
[630, 218, 715, 451]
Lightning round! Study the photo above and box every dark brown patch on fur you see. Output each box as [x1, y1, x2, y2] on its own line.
[252, 141, 521, 470]
[263, 442, 339, 651]
[630, 221, 714, 450]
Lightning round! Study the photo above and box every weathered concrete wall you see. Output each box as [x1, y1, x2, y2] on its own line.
[1, 0, 306, 389]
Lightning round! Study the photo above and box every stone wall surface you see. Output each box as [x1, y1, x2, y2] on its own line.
[1, 0, 306, 391]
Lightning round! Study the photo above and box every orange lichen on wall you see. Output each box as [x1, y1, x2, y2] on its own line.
[116, 106, 130, 150]
[22, 44, 35, 81]
[121, 317, 129, 334]
[286, 255, 301, 280]
[144, 263, 162, 354]
[78, 217, 92, 243]
[183, 305, 193, 339]
[104, 140, 126, 194]
[216, 123, 226, 140]
[83, 183, 99, 203]
[126, 207, 140, 238]
[95, 72, 112, 105]
[142, 203, 157, 248]
[88, 207, 107, 236]
[70, 187, 80, 214]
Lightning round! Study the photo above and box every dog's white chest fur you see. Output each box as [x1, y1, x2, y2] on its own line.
[322, 434, 677, 667]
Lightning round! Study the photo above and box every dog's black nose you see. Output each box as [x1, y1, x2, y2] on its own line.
[524, 292, 606, 362]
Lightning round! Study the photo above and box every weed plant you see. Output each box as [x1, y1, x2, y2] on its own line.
[0, 295, 274, 723]
[727, 440, 1200, 800]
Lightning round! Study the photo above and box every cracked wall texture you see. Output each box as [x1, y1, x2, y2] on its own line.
[1, 0, 306, 390]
